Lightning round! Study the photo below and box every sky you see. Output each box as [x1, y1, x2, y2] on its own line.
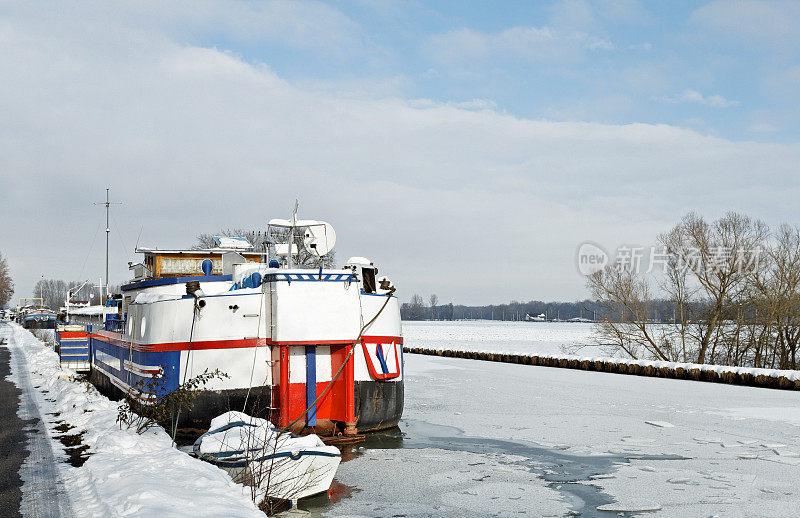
[1, 0, 800, 306]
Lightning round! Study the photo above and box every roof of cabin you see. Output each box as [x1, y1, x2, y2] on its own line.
[135, 247, 263, 257]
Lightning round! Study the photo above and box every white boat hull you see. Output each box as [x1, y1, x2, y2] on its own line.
[223, 451, 341, 501]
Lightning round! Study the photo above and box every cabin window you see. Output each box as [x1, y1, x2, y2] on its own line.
[362, 267, 376, 294]
[139, 316, 147, 338]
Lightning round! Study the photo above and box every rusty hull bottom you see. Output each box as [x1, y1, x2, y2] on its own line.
[354, 380, 404, 433]
[89, 369, 273, 429]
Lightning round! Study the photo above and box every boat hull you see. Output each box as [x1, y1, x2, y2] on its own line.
[221, 452, 341, 501]
[89, 366, 273, 428]
[354, 379, 404, 432]
[23, 313, 57, 329]
[93, 267, 404, 435]
[88, 345, 403, 432]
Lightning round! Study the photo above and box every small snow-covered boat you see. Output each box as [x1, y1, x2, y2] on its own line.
[21, 306, 57, 329]
[193, 412, 341, 501]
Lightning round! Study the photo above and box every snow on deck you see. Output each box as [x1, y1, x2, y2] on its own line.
[1, 323, 262, 517]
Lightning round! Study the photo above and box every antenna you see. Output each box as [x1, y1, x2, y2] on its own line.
[94, 188, 122, 304]
[267, 200, 335, 268]
[287, 200, 298, 268]
[135, 225, 144, 250]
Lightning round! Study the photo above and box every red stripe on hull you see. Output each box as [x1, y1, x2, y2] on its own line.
[59, 331, 88, 339]
[89, 332, 402, 352]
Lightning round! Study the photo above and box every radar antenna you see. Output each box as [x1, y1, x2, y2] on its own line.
[267, 201, 336, 268]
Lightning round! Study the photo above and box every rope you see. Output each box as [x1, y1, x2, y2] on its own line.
[171, 296, 200, 444]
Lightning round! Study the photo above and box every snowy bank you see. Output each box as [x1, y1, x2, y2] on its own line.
[2, 323, 263, 517]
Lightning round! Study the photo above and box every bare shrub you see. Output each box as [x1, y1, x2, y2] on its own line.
[117, 368, 227, 435]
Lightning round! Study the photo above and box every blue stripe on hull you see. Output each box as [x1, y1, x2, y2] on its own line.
[90, 335, 180, 396]
[305, 346, 317, 426]
[122, 274, 232, 292]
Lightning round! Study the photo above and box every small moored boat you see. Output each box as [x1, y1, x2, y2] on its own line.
[193, 411, 341, 502]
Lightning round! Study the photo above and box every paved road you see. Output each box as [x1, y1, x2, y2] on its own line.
[0, 324, 25, 518]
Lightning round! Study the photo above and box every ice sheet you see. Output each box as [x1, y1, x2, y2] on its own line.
[329, 352, 800, 517]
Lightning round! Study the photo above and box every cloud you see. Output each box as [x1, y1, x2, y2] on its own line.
[1, 2, 799, 306]
[655, 89, 740, 108]
[426, 25, 615, 66]
[3, 0, 365, 54]
[690, 0, 800, 47]
[594, 0, 653, 25]
[550, 0, 600, 31]
[764, 65, 800, 100]
[751, 122, 778, 133]
[408, 97, 499, 112]
[549, 0, 652, 30]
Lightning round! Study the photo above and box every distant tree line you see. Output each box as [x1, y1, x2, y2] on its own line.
[31, 279, 118, 310]
[401, 294, 607, 322]
[401, 294, 455, 320]
[450, 300, 603, 322]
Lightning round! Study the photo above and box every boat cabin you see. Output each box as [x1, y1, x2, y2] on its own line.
[129, 248, 265, 282]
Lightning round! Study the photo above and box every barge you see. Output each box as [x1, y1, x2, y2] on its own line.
[18, 298, 57, 329]
[74, 215, 403, 435]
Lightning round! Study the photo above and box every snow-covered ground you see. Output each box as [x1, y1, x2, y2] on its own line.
[5, 320, 800, 517]
[403, 320, 600, 356]
[330, 353, 800, 517]
[0, 322, 263, 517]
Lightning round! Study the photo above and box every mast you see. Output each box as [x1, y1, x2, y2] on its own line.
[286, 200, 299, 269]
[94, 188, 121, 304]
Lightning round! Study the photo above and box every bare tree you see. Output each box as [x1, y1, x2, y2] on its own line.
[429, 294, 439, 320]
[0, 252, 13, 307]
[588, 263, 670, 360]
[32, 279, 101, 310]
[403, 294, 426, 320]
[194, 228, 335, 268]
[194, 229, 265, 250]
[659, 212, 767, 363]
[747, 224, 800, 369]
[590, 211, 768, 365]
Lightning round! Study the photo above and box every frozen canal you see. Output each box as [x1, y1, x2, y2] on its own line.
[326, 352, 800, 517]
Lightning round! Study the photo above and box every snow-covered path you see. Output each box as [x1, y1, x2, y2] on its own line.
[3, 324, 74, 518]
[331, 353, 800, 517]
[1, 322, 263, 518]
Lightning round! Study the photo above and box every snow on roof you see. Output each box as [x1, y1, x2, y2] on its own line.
[212, 236, 253, 249]
[69, 305, 116, 316]
[134, 247, 261, 256]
